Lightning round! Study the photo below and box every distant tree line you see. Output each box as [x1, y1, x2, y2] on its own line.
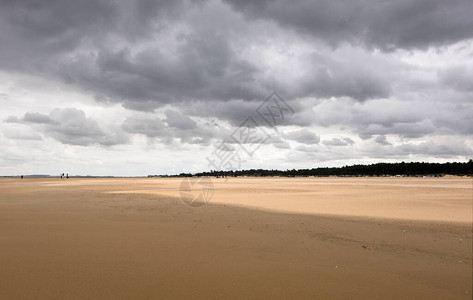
[165, 160, 473, 177]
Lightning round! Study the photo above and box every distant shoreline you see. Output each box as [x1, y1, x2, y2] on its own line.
[161, 160, 473, 178]
[4, 160, 472, 178]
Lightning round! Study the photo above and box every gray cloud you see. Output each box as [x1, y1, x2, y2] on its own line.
[395, 141, 473, 157]
[307, 97, 473, 140]
[273, 140, 291, 150]
[374, 135, 391, 146]
[6, 108, 128, 146]
[2, 125, 43, 141]
[182, 99, 270, 127]
[122, 113, 228, 145]
[122, 116, 167, 139]
[53, 28, 264, 110]
[0, 0, 267, 111]
[438, 65, 473, 92]
[290, 137, 473, 164]
[164, 110, 197, 130]
[0, 0, 191, 61]
[322, 137, 355, 146]
[358, 119, 437, 140]
[0, 93, 9, 101]
[0, 0, 471, 175]
[4, 116, 20, 123]
[286, 52, 393, 101]
[23, 112, 55, 124]
[362, 139, 473, 159]
[224, 0, 473, 50]
[0, 0, 403, 114]
[46, 108, 127, 146]
[285, 129, 320, 144]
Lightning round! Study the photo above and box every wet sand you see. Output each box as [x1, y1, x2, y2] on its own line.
[0, 177, 471, 299]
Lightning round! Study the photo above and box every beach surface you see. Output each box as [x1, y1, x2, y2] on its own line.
[0, 177, 471, 299]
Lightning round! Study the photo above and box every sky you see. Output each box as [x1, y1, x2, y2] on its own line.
[1, 0, 472, 176]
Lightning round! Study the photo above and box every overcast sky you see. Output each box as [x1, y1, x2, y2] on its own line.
[1, 0, 472, 176]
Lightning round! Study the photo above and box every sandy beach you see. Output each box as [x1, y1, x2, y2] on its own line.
[0, 177, 471, 299]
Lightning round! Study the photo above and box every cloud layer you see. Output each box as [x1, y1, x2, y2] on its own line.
[0, 0, 472, 175]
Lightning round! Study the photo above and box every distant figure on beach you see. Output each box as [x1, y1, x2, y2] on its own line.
[21, 175, 23, 179]
[66, 174, 69, 179]
[61, 173, 64, 179]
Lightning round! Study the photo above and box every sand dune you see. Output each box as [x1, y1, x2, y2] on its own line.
[0, 177, 471, 299]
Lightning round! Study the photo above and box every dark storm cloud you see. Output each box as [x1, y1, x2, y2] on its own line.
[0, 0, 471, 168]
[87, 30, 262, 108]
[0, 0, 268, 111]
[43, 28, 265, 112]
[0, 0, 116, 68]
[0, 0, 401, 115]
[224, 0, 473, 50]
[284, 52, 393, 101]
[0, 0, 189, 60]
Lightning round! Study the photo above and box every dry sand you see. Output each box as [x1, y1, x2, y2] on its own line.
[0, 177, 471, 299]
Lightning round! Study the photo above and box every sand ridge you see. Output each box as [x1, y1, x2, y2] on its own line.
[103, 177, 473, 223]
